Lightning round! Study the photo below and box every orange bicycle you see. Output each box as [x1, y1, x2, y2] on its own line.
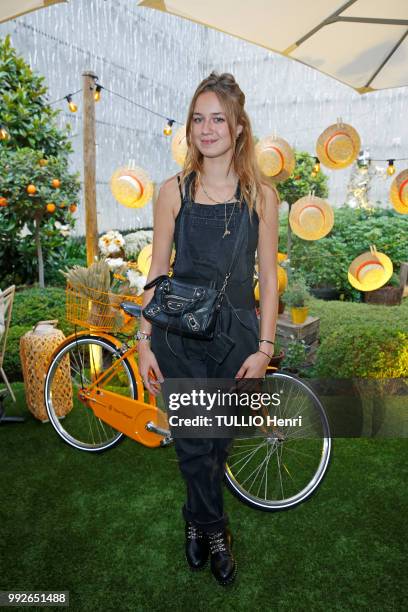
[44, 283, 331, 511]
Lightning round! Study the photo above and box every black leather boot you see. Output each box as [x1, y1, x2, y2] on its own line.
[208, 527, 237, 586]
[185, 522, 209, 571]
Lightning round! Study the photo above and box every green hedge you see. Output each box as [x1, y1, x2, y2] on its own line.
[4, 286, 74, 381]
[4, 287, 408, 382]
[309, 297, 408, 378]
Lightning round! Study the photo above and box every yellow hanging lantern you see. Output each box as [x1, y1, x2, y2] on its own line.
[348, 246, 393, 291]
[110, 166, 153, 208]
[255, 136, 295, 182]
[389, 168, 408, 214]
[316, 120, 361, 170]
[171, 124, 188, 167]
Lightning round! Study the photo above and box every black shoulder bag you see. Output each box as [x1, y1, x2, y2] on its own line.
[142, 203, 247, 341]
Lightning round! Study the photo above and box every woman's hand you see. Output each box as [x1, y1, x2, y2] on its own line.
[138, 341, 164, 396]
[235, 350, 272, 379]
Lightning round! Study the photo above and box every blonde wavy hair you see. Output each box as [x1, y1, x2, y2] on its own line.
[180, 72, 278, 218]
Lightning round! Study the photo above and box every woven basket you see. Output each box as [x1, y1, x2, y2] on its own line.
[66, 283, 142, 332]
[20, 320, 73, 422]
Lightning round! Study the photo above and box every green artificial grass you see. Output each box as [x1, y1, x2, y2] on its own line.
[1, 384, 406, 611]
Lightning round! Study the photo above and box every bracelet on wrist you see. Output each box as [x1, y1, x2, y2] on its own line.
[136, 330, 151, 342]
[257, 349, 272, 360]
[259, 339, 275, 346]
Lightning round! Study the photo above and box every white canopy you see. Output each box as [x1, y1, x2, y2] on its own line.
[0, 0, 66, 24]
[138, 0, 408, 94]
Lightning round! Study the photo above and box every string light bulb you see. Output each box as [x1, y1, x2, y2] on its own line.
[313, 157, 320, 173]
[387, 159, 396, 176]
[65, 95, 77, 113]
[0, 126, 10, 140]
[163, 119, 175, 136]
[94, 84, 102, 102]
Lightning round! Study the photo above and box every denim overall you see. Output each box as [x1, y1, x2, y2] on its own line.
[151, 170, 259, 533]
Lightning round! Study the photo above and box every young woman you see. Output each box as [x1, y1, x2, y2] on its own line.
[138, 72, 279, 586]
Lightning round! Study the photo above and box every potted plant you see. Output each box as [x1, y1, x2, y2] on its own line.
[282, 274, 311, 324]
[280, 338, 308, 375]
[364, 272, 403, 306]
[266, 338, 285, 370]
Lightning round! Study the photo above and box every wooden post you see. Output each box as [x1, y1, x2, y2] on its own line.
[82, 71, 98, 266]
[287, 202, 292, 272]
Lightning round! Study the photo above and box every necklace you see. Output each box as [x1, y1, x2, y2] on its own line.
[198, 174, 239, 239]
[222, 201, 237, 238]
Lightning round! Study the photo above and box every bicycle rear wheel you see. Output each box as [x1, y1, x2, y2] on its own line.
[44, 335, 136, 452]
[224, 372, 331, 511]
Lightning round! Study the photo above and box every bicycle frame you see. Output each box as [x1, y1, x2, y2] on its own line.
[49, 331, 170, 447]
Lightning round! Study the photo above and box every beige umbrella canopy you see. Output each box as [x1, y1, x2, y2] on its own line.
[0, 0, 66, 24]
[138, 0, 408, 94]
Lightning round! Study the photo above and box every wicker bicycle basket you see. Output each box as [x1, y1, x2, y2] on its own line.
[66, 282, 142, 332]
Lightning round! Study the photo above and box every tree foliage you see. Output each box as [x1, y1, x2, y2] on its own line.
[0, 35, 80, 287]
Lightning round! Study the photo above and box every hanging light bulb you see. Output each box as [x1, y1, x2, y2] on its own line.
[387, 159, 396, 176]
[163, 119, 175, 136]
[94, 84, 102, 102]
[0, 126, 10, 140]
[65, 95, 77, 113]
[313, 157, 320, 173]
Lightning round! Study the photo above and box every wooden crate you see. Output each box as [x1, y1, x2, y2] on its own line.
[276, 311, 320, 348]
[399, 263, 408, 298]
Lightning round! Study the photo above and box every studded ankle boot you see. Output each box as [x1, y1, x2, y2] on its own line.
[208, 527, 237, 586]
[185, 522, 209, 571]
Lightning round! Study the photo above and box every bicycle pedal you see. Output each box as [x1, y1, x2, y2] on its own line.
[160, 436, 173, 447]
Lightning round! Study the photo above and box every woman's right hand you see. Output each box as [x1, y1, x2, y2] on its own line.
[138, 341, 164, 396]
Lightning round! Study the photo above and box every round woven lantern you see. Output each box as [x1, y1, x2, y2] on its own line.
[316, 120, 361, 169]
[110, 166, 153, 208]
[348, 246, 393, 292]
[289, 194, 334, 241]
[389, 168, 408, 214]
[19, 321, 72, 422]
[255, 136, 295, 182]
[172, 124, 188, 167]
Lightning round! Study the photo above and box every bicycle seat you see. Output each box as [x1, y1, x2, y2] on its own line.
[120, 301, 142, 318]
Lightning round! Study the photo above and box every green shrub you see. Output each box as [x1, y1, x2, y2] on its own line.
[45, 237, 87, 287]
[306, 296, 408, 378]
[314, 327, 408, 378]
[308, 296, 408, 338]
[3, 324, 31, 382]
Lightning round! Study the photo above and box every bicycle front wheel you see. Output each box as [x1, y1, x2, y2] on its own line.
[44, 335, 137, 452]
[224, 372, 331, 511]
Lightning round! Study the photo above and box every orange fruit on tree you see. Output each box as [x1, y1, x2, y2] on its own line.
[46, 203, 56, 213]
[69, 203, 77, 213]
[51, 178, 61, 188]
[27, 184, 37, 195]
[0, 197, 8, 207]
[39, 159, 48, 167]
